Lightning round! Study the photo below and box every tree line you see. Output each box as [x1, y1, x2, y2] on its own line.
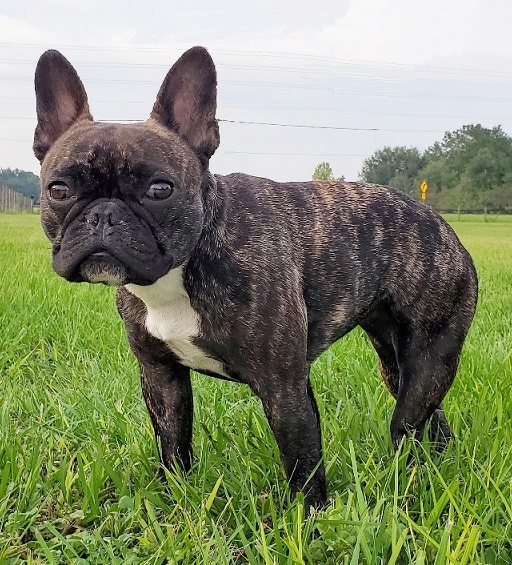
[359, 124, 512, 213]
[3, 123, 512, 214]
[0, 168, 39, 201]
[315, 124, 512, 214]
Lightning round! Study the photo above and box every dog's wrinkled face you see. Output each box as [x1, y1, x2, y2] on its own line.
[39, 121, 204, 285]
[34, 47, 219, 286]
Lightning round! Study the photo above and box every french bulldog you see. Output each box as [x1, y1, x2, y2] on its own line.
[33, 46, 478, 508]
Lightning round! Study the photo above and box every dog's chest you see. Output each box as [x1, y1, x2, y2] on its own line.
[125, 269, 226, 377]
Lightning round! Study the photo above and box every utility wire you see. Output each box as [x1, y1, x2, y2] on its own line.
[1, 74, 510, 104]
[218, 119, 378, 131]
[3, 58, 512, 86]
[0, 115, 448, 134]
[2, 42, 512, 80]
[0, 96, 508, 124]
[223, 151, 368, 157]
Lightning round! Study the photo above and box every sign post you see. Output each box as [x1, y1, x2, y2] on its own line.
[420, 180, 429, 201]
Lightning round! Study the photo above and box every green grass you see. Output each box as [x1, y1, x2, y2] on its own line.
[1, 213, 511, 564]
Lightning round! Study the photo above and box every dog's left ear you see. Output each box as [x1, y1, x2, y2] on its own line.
[151, 46, 219, 166]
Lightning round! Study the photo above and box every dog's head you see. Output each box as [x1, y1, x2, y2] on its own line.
[33, 47, 219, 286]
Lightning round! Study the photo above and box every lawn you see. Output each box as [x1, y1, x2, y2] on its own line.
[0, 213, 511, 564]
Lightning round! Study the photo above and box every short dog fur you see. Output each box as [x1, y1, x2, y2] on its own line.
[34, 47, 478, 508]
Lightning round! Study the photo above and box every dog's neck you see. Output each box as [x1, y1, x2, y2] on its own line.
[200, 170, 227, 231]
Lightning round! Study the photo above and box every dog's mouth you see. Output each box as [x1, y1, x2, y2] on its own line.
[54, 243, 174, 286]
[50, 198, 180, 286]
[78, 252, 129, 286]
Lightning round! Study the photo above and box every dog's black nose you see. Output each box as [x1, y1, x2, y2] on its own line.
[86, 201, 122, 237]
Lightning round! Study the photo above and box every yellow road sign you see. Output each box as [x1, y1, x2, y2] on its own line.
[420, 180, 428, 200]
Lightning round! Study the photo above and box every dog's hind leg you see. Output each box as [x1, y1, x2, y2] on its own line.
[364, 322, 452, 450]
[427, 405, 453, 448]
[365, 330, 400, 397]
[390, 322, 464, 451]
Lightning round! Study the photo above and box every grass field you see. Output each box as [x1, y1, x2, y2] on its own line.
[0, 213, 511, 564]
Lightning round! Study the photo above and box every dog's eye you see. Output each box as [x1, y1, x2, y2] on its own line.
[146, 181, 174, 200]
[48, 182, 72, 201]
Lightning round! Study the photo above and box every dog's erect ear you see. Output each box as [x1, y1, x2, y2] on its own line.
[33, 50, 92, 162]
[151, 46, 219, 165]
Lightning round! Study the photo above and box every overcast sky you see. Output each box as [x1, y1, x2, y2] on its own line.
[2, 0, 512, 183]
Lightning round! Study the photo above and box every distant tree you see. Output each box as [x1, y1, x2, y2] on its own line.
[488, 183, 512, 212]
[359, 146, 425, 196]
[419, 124, 512, 215]
[0, 168, 40, 201]
[417, 159, 457, 194]
[361, 125, 512, 212]
[426, 124, 512, 162]
[312, 162, 345, 181]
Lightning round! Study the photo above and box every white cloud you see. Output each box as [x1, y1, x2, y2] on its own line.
[223, 0, 499, 68]
[1, 0, 512, 179]
[0, 14, 47, 44]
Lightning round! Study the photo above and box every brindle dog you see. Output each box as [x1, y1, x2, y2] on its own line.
[34, 47, 478, 508]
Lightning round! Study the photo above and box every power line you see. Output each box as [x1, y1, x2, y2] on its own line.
[219, 119, 448, 133]
[2, 74, 511, 104]
[3, 57, 512, 87]
[218, 119, 379, 131]
[2, 41, 512, 80]
[0, 115, 448, 134]
[223, 151, 368, 157]
[0, 139, 373, 160]
[1, 94, 509, 124]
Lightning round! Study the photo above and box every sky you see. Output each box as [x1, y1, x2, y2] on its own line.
[1, 0, 512, 183]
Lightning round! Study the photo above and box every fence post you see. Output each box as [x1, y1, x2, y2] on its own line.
[0, 186, 35, 212]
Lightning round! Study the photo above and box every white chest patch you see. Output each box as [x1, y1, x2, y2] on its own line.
[125, 268, 227, 377]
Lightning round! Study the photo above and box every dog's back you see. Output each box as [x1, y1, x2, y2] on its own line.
[212, 173, 477, 363]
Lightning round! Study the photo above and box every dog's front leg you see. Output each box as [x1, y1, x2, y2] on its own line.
[123, 321, 193, 473]
[257, 376, 326, 509]
[116, 290, 193, 472]
[139, 356, 193, 473]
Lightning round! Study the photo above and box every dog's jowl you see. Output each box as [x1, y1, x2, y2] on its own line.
[33, 47, 478, 508]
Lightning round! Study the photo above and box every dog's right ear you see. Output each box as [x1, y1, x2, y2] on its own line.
[33, 50, 92, 162]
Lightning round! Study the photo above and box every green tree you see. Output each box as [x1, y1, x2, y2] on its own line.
[359, 146, 426, 196]
[419, 124, 512, 214]
[0, 168, 40, 201]
[417, 159, 457, 195]
[488, 183, 512, 212]
[360, 126, 512, 212]
[312, 162, 345, 181]
[427, 124, 512, 163]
